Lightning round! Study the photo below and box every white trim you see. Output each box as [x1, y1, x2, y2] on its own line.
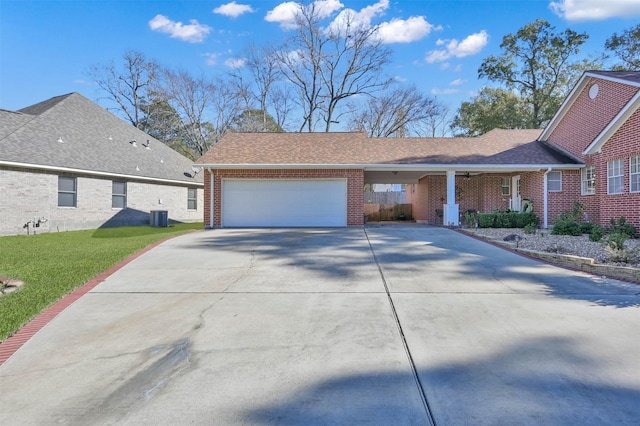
[0, 161, 204, 187]
[607, 159, 625, 195]
[583, 91, 640, 155]
[501, 177, 510, 196]
[199, 163, 584, 172]
[631, 156, 640, 193]
[581, 165, 596, 195]
[583, 72, 640, 88]
[541, 71, 640, 142]
[547, 171, 562, 192]
[208, 168, 215, 228]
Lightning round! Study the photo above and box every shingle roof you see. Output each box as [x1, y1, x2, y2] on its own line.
[0, 93, 202, 185]
[198, 128, 580, 167]
[587, 70, 640, 86]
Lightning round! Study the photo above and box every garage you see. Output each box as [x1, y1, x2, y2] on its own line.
[221, 179, 347, 227]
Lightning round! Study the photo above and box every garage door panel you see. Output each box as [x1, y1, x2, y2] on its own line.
[222, 179, 347, 227]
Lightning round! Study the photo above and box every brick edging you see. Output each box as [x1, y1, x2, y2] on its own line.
[0, 231, 198, 367]
[457, 229, 640, 285]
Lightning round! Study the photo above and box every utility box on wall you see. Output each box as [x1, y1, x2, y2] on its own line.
[150, 210, 168, 227]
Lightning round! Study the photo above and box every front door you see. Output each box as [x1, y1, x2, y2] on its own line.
[510, 175, 521, 211]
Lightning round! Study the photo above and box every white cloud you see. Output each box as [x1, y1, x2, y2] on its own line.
[425, 30, 488, 63]
[225, 58, 247, 68]
[327, 0, 387, 35]
[549, 0, 640, 21]
[450, 78, 466, 86]
[213, 2, 254, 18]
[314, 0, 345, 19]
[265, 2, 301, 29]
[431, 88, 460, 95]
[149, 14, 211, 43]
[203, 53, 221, 66]
[377, 16, 437, 44]
[266, 0, 344, 29]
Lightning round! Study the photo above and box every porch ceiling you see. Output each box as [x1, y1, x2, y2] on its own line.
[363, 166, 548, 184]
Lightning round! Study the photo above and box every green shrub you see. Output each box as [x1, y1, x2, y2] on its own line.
[478, 213, 496, 228]
[523, 223, 537, 234]
[464, 211, 477, 228]
[566, 201, 586, 221]
[609, 217, 637, 238]
[579, 222, 594, 234]
[589, 225, 604, 242]
[606, 232, 629, 251]
[477, 212, 538, 228]
[551, 217, 583, 236]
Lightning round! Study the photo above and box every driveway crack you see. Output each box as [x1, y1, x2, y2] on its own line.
[363, 228, 437, 426]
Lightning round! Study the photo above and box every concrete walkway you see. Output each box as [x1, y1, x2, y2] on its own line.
[0, 226, 638, 425]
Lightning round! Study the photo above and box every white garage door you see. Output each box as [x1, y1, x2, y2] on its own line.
[222, 179, 348, 227]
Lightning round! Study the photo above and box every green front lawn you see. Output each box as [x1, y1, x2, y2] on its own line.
[0, 223, 203, 341]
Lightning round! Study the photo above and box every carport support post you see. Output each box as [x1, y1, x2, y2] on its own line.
[444, 170, 459, 226]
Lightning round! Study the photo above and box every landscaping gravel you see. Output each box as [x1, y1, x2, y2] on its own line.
[463, 228, 640, 268]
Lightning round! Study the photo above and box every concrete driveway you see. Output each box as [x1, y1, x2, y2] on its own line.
[1, 226, 638, 425]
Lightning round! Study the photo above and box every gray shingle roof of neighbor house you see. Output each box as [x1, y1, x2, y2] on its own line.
[197, 128, 582, 168]
[0, 93, 203, 185]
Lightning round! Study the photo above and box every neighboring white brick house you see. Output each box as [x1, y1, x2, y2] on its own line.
[0, 93, 203, 236]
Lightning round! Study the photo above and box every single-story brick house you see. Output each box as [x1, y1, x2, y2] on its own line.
[0, 93, 203, 236]
[196, 71, 639, 230]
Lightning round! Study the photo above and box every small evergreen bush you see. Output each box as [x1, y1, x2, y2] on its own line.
[609, 217, 637, 238]
[589, 225, 604, 242]
[477, 212, 538, 228]
[551, 217, 582, 236]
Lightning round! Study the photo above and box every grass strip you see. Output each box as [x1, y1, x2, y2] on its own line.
[0, 223, 203, 341]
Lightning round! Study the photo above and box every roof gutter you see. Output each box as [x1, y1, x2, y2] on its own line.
[197, 163, 584, 171]
[1, 161, 204, 187]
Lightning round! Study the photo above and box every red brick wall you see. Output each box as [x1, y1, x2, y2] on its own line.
[409, 174, 528, 223]
[548, 78, 638, 159]
[592, 109, 640, 229]
[203, 169, 364, 227]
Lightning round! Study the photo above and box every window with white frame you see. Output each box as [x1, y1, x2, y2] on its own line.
[501, 177, 510, 196]
[631, 156, 640, 193]
[581, 166, 596, 195]
[187, 188, 197, 210]
[58, 176, 77, 207]
[112, 181, 127, 209]
[548, 171, 562, 192]
[607, 159, 624, 194]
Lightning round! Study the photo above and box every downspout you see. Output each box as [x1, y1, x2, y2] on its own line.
[208, 167, 215, 229]
[543, 167, 552, 229]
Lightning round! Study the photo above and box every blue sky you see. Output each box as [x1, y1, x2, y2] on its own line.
[2, 0, 640, 125]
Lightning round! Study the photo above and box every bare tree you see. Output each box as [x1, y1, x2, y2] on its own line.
[274, 3, 392, 132]
[348, 85, 446, 138]
[274, 3, 326, 132]
[320, 10, 392, 131]
[155, 69, 242, 157]
[87, 50, 159, 128]
[412, 101, 452, 137]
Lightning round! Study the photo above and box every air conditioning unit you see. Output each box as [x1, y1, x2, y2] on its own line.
[150, 210, 168, 227]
